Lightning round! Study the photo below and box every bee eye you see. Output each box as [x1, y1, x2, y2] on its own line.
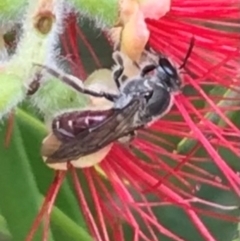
[159, 58, 177, 77]
[144, 90, 153, 101]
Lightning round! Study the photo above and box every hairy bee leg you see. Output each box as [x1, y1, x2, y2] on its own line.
[112, 51, 125, 89]
[33, 63, 119, 102]
[112, 51, 133, 88]
[113, 65, 124, 89]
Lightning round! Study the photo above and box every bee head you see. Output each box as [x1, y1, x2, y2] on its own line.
[156, 57, 183, 93]
[154, 36, 195, 93]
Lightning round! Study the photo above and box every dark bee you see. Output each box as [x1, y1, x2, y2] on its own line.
[42, 99, 141, 165]
[35, 38, 194, 165]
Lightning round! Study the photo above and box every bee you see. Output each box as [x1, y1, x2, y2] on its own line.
[34, 38, 194, 167]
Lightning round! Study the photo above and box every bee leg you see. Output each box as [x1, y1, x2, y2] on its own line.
[27, 72, 42, 96]
[33, 63, 119, 102]
[127, 131, 136, 149]
[99, 91, 118, 102]
[112, 66, 124, 89]
[118, 131, 136, 149]
[129, 131, 136, 141]
[112, 51, 129, 89]
[140, 64, 156, 77]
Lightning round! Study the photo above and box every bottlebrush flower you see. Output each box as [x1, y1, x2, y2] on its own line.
[23, 1, 240, 241]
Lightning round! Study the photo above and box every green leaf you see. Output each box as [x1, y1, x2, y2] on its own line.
[0, 214, 11, 240]
[232, 223, 240, 241]
[0, 118, 43, 241]
[50, 205, 93, 241]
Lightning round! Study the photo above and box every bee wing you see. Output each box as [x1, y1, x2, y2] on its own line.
[45, 99, 142, 164]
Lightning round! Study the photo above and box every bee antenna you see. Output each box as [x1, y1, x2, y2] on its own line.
[179, 36, 195, 70]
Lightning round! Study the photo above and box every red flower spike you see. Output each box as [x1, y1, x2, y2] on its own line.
[28, 1, 240, 241]
[145, 0, 240, 189]
[26, 171, 66, 241]
[107, 147, 216, 241]
[60, 14, 87, 79]
[85, 169, 111, 241]
[175, 97, 240, 194]
[69, 165, 105, 241]
[101, 159, 184, 241]
[76, 25, 102, 68]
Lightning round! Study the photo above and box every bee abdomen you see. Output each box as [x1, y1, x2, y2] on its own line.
[52, 109, 113, 141]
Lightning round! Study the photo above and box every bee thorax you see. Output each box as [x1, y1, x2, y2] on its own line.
[114, 94, 133, 109]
